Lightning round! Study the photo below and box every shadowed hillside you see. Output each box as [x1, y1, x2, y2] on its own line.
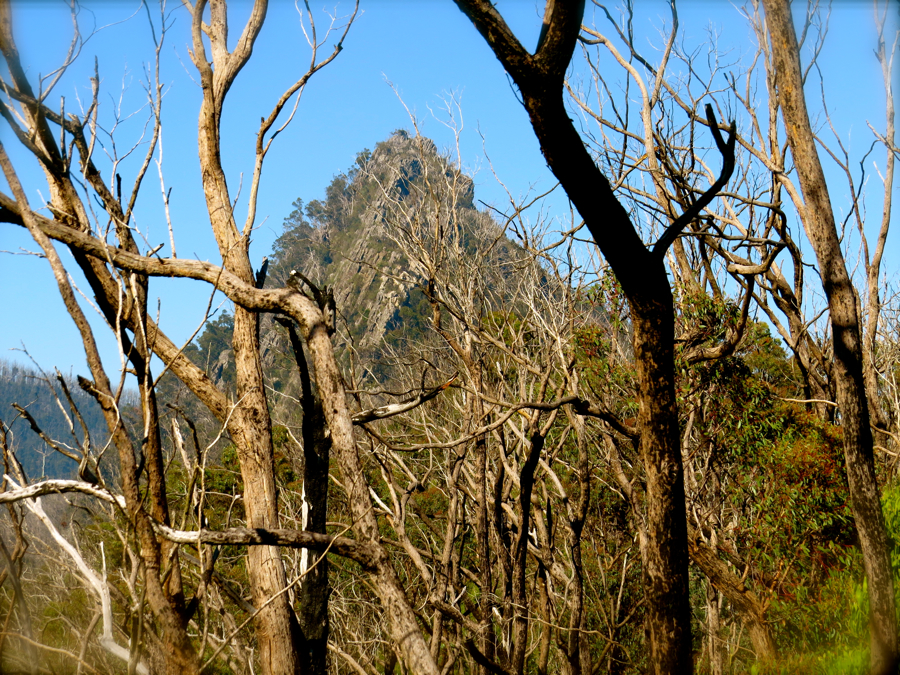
[0, 359, 111, 479]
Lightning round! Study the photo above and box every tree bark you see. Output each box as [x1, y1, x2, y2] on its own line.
[761, 1, 899, 672]
[301, 316, 441, 675]
[187, 2, 303, 671]
[706, 583, 723, 675]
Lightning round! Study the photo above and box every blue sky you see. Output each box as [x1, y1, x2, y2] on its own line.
[0, 0, 895, 375]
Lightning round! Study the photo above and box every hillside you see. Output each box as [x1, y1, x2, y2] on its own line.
[0, 359, 111, 480]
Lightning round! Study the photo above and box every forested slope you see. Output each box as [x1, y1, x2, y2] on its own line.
[163, 131, 899, 672]
[4, 0, 900, 672]
[0, 359, 110, 479]
[3, 128, 899, 675]
[187, 130, 527, 406]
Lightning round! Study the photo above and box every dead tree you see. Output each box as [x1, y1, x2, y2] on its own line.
[0, 1, 444, 674]
[762, 0, 898, 671]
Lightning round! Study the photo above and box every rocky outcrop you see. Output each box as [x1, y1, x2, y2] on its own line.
[204, 130, 516, 406]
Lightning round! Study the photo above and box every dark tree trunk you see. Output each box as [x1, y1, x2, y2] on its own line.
[511, 428, 546, 672]
[284, 322, 331, 675]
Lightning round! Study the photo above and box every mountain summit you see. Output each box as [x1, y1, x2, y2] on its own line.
[195, 130, 518, 399]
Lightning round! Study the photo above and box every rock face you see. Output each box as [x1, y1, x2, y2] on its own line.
[167, 129, 534, 435]
[200, 130, 521, 406]
[265, 131, 471, 347]
[230, 131, 476, 399]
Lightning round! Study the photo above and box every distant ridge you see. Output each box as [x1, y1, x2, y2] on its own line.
[0, 359, 111, 480]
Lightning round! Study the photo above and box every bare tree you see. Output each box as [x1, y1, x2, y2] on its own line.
[565, 1, 900, 669]
[0, 1, 447, 674]
[1, 1, 896, 673]
[563, 3, 804, 666]
[761, 1, 899, 671]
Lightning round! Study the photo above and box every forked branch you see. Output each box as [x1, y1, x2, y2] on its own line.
[652, 104, 737, 258]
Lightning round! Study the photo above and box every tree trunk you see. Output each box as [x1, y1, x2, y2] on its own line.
[520, 93, 692, 675]
[230, 308, 301, 675]
[300, 316, 441, 675]
[762, 1, 899, 671]
[189, 2, 303, 667]
[687, 527, 775, 660]
[511, 429, 545, 672]
[706, 583, 723, 675]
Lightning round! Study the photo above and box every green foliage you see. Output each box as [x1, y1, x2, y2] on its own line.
[883, 485, 900, 576]
[481, 309, 536, 355]
[384, 286, 433, 348]
[575, 284, 868, 671]
[752, 486, 900, 674]
[185, 311, 235, 386]
[742, 323, 799, 395]
[574, 318, 638, 420]
[204, 443, 243, 516]
[272, 425, 301, 490]
[749, 480, 900, 673]
[677, 290, 740, 349]
[414, 486, 449, 518]
[684, 328, 857, 661]
[581, 268, 629, 331]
